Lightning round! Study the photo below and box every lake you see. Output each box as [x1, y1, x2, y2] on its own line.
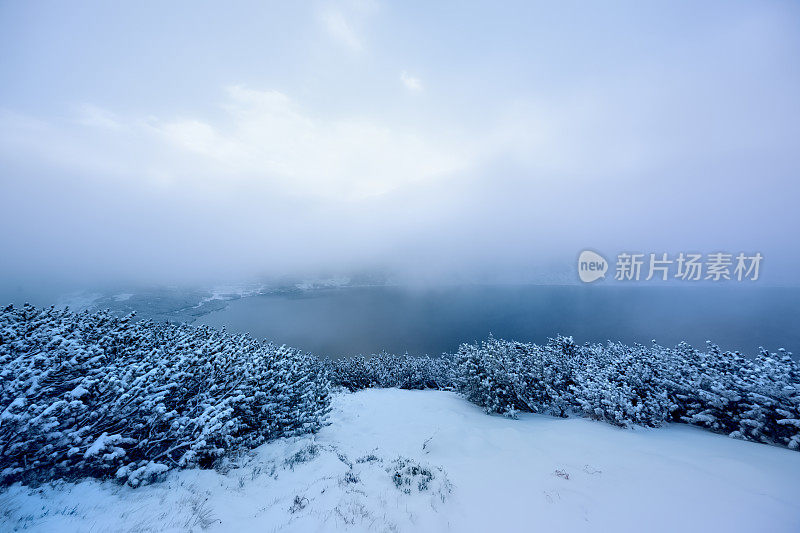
[196, 285, 800, 358]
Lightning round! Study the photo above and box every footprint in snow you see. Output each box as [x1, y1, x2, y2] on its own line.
[553, 469, 570, 480]
[582, 465, 602, 475]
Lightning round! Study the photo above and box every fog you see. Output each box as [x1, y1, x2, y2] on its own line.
[2, 1, 799, 296]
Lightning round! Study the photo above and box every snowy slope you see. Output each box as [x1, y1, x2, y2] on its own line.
[3, 389, 799, 532]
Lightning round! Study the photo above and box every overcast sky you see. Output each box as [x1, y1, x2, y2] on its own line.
[1, 0, 799, 291]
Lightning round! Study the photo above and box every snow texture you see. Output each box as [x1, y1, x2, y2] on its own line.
[2, 389, 798, 532]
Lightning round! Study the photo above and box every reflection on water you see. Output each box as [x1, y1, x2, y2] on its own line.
[197, 285, 799, 358]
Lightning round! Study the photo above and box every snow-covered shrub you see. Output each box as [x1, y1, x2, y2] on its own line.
[657, 341, 800, 447]
[327, 351, 453, 391]
[451, 335, 800, 447]
[454, 335, 672, 423]
[452, 335, 576, 418]
[567, 341, 672, 427]
[0, 304, 331, 487]
[388, 457, 451, 500]
[389, 457, 435, 494]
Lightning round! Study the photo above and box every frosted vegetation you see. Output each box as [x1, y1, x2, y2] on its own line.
[1, 304, 798, 489]
[331, 336, 799, 448]
[0, 305, 330, 487]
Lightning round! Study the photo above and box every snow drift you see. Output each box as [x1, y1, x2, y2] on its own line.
[2, 389, 799, 532]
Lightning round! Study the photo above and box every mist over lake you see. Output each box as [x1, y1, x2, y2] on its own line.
[196, 285, 800, 358]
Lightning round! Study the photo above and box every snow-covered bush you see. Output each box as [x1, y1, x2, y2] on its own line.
[566, 341, 672, 427]
[452, 335, 800, 448]
[0, 304, 331, 487]
[325, 335, 798, 449]
[453, 336, 574, 418]
[327, 351, 453, 391]
[657, 341, 800, 447]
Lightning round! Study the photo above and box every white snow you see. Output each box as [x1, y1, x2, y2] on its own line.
[194, 284, 267, 307]
[295, 277, 351, 290]
[112, 293, 133, 302]
[3, 389, 799, 532]
[54, 292, 102, 312]
[66, 386, 89, 399]
[83, 433, 122, 459]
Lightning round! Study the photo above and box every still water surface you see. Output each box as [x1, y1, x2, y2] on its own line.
[197, 285, 799, 357]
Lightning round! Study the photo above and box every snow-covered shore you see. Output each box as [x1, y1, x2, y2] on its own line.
[3, 389, 799, 532]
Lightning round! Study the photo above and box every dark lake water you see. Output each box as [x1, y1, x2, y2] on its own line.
[196, 285, 800, 358]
